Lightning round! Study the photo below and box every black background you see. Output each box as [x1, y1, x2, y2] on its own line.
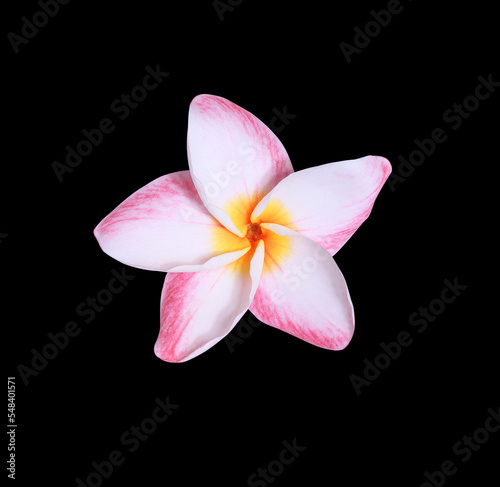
[4, 0, 499, 485]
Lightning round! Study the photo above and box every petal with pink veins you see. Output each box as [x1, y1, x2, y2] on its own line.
[251, 156, 391, 255]
[94, 171, 250, 272]
[250, 224, 354, 350]
[154, 241, 265, 362]
[187, 94, 294, 237]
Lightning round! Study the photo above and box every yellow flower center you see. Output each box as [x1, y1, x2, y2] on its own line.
[245, 223, 263, 242]
[211, 193, 296, 275]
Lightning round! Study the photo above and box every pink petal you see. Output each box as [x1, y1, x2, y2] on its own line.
[250, 224, 354, 350]
[154, 241, 265, 362]
[252, 156, 391, 255]
[94, 171, 250, 272]
[187, 94, 294, 237]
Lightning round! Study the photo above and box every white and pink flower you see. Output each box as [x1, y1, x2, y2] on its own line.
[94, 95, 391, 362]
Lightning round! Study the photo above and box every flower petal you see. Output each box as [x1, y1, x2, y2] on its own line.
[187, 94, 294, 237]
[154, 241, 265, 362]
[252, 156, 391, 255]
[250, 224, 354, 350]
[94, 171, 250, 272]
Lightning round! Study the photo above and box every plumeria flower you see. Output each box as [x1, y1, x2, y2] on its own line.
[94, 95, 391, 362]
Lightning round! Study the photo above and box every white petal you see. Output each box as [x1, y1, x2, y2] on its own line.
[154, 241, 265, 362]
[252, 156, 391, 255]
[250, 225, 354, 350]
[94, 171, 250, 272]
[187, 94, 294, 236]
